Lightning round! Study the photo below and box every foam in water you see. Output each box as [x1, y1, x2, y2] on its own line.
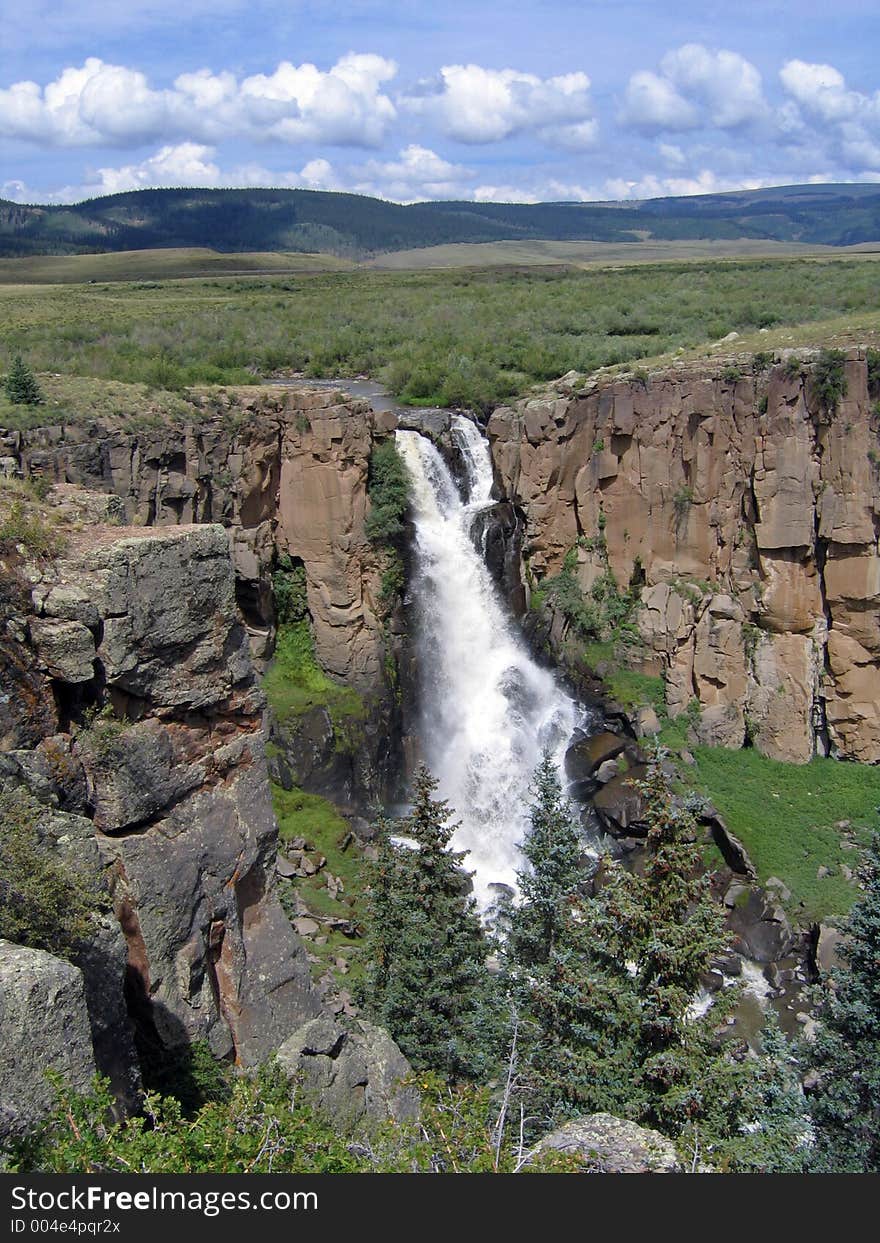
[396, 415, 578, 908]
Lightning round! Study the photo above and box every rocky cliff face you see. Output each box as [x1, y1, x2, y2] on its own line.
[2, 513, 321, 1075]
[488, 349, 880, 764]
[3, 386, 403, 802]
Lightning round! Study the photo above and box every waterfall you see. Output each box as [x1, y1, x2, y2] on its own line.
[396, 415, 578, 908]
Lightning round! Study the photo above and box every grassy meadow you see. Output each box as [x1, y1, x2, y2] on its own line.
[1, 254, 880, 412]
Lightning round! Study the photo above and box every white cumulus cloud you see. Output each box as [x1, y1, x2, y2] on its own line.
[0, 53, 398, 149]
[401, 63, 598, 149]
[779, 59, 880, 172]
[621, 44, 767, 132]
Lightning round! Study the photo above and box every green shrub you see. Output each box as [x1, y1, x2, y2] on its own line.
[812, 348, 848, 415]
[364, 440, 410, 545]
[867, 348, 880, 398]
[0, 482, 62, 558]
[263, 622, 366, 748]
[273, 555, 308, 624]
[0, 789, 98, 959]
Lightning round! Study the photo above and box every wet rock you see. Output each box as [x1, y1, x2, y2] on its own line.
[725, 887, 796, 963]
[592, 768, 649, 837]
[565, 731, 627, 782]
[595, 758, 619, 784]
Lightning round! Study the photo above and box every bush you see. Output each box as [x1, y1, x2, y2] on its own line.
[0, 789, 98, 959]
[812, 348, 847, 415]
[364, 440, 410, 545]
[273, 555, 308, 624]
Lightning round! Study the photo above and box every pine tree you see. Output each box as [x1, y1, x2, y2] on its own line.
[507, 753, 781, 1164]
[506, 755, 644, 1129]
[508, 752, 584, 966]
[728, 1012, 810, 1172]
[359, 765, 504, 1081]
[3, 356, 43, 406]
[805, 832, 880, 1172]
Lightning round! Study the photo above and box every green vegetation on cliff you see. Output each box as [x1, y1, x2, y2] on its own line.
[0, 790, 98, 959]
[263, 622, 365, 747]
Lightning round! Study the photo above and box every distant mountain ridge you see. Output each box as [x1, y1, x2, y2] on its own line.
[3, 182, 880, 259]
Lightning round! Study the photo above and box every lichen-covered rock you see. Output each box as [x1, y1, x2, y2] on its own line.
[534, 1113, 679, 1173]
[28, 618, 95, 683]
[0, 941, 97, 1143]
[276, 1016, 418, 1131]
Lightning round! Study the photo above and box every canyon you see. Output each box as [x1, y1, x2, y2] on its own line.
[2, 347, 878, 1137]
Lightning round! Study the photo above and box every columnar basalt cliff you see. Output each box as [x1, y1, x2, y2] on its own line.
[487, 349, 880, 764]
[2, 387, 403, 802]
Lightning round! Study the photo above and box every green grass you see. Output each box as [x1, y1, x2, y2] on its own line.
[262, 622, 366, 748]
[0, 247, 352, 285]
[604, 669, 665, 711]
[368, 237, 856, 271]
[271, 782, 366, 985]
[593, 661, 873, 923]
[2, 255, 880, 411]
[0, 476, 65, 557]
[0, 373, 202, 431]
[685, 748, 878, 923]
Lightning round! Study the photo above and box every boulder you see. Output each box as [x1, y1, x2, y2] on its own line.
[28, 618, 96, 684]
[726, 887, 796, 963]
[0, 941, 97, 1143]
[533, 1114, 679, 1173]
[565, 731, 627, 782]
[276, 1017, 419, 1131]
[592, 768, 649, 836]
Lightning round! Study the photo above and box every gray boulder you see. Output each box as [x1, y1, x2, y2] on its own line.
[534, 1113, 679, 1173]
[0, 941, 97, 1144]
[276, 1016, 419, 1132]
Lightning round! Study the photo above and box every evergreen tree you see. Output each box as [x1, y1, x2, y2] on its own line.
[3, 355, 43, 405]
[507, 755, 644, 1129]
[508, 752, 584, 966]
[359, 765, 504, 1081]
[728, 1012, 810, 1173]
[508, 753, 788, 1166]
[805, 832, 880, 1172]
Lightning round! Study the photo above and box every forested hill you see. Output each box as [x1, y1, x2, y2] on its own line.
[3, 182, 880, 259]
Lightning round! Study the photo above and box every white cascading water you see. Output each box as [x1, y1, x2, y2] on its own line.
[396, 415, 578, 908]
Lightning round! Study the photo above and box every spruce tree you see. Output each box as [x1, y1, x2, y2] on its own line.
[359, 765, 503, 1081]
[507, 755, 644, 1129]
[3, 356, 43, 406]
[806, 832, 880, 1172]
[728, 1012, 810, 1172]
[508, 752, 584, 966]
[508, 753, 784, 1165]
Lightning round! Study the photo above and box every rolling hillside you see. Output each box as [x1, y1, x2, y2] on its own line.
[3, 182, 880, 261]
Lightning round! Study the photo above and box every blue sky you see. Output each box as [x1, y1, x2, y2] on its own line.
[3, 1, 880, 204]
